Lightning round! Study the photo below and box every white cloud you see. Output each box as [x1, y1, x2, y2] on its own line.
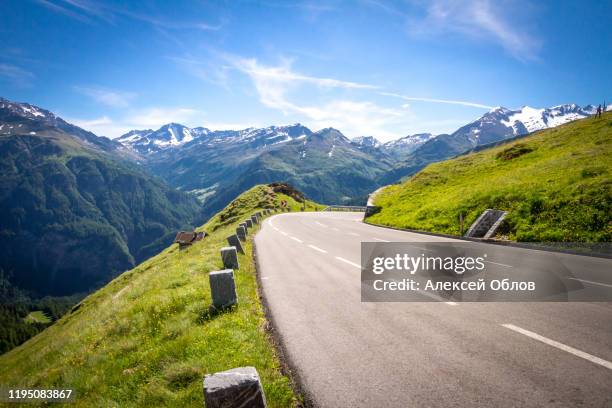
[68, 116, 131, 138]
[127, 107, 200, 128]
[381, 92, 493, 109]
[233, 57, 376, 93]
[74, 86, 136, 108]
[0, 63, 35, 87]
[398, 0, 541, 60]
[37, 0, 223, 31]
[228, 58, 414, 140]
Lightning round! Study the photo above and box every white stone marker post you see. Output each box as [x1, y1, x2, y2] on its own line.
[227, 235, 244, 254]
[236, 226, 246, 241]
[203, 366, 267, 408]
[220, 246, 239, 270]
[209, 269, 237, 309]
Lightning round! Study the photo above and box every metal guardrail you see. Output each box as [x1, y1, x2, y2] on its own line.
[323, 205, 367, 212]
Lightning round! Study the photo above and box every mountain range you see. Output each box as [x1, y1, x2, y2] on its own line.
[116, 103, 598, 212]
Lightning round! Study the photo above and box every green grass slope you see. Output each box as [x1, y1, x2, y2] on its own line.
[0, 184, 321, 407]
[367, 112, 612, 242]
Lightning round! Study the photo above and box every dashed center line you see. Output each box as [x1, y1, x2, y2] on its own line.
[280, 231, 288, 236]
[315, 221, 328, 228]
[290, 236, 303, 243]
[308, 244, 327, 254]
[502, 324, 612, 370]
[408, 245, 433, 252]
[335, 256, 361, 268]
[485, 260, 513, 268]
[566, 277, 612, 289]
[348, 232, 360, 237]
[373, 237, 390, 242]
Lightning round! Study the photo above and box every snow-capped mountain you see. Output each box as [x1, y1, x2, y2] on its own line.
[383, 103, 601, 184]
[118, 123, 314, 155]
[382, 133, 437, 157]
[351, 136, 382, 149]
[116, 123, 212, 154]
[384, 133, 435, 148]
[454, 104, 597, 147]
[0, 97, 123, 152]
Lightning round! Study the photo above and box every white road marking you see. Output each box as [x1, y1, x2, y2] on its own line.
[348, 232, 360, 237]
[290, 236, 303, 243]
[315, 221, 328, 228]
[485, 261, 513, 268]
[408, 245, 433, 252]
[566, 277, 612, 289]
[502, 324, 612, 370]
[373, 237, 390, 242]
[331, 227, 340, 232]
[335, 256, 361, 268]
[308, 244, 328, 254]
[280, 231, 288, 236]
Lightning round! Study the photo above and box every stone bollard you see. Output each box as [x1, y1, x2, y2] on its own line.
[239, 222, 249, 235]
[236, 225, 247, 241]
[203, 366, 267, 408]
[251, 215, 258, 225]
[227, 234, 244, 254]
[245, 219, 253, 228]
[209, 269, 237, 309]
[221, 246, 239, 270]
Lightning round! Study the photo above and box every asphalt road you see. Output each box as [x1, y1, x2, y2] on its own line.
[255, 211, 612, 408]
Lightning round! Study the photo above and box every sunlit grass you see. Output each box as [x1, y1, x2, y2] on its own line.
[23, 311, 52, 324]
[368, 112, 611, 242]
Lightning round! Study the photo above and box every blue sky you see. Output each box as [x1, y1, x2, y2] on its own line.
[0, 0, 610, 141]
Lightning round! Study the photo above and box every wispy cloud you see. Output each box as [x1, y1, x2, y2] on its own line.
[170, 53, 495, 139]
[233, 57, 377, 91]
[370, 0, 541, 60]
[0, 63, 35, 87]
[74, 86, 136, 108]
[227, 58, 412, 139]
[380, 92, 493, 109]
[35, 0, 94, 23]
[127, 107, 201, 128]
[35, 0, 223, 31]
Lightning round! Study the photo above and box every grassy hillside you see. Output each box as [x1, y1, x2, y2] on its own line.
[367, 112, 611, 242]
[0, 184, 322, 407]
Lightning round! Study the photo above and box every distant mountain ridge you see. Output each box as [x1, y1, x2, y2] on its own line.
[115, 102, 598, 204]
[0, 97, 127, 154]
[379, 103, 599, 182]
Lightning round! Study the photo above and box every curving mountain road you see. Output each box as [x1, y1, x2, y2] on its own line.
[255, 211, 612, 408]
